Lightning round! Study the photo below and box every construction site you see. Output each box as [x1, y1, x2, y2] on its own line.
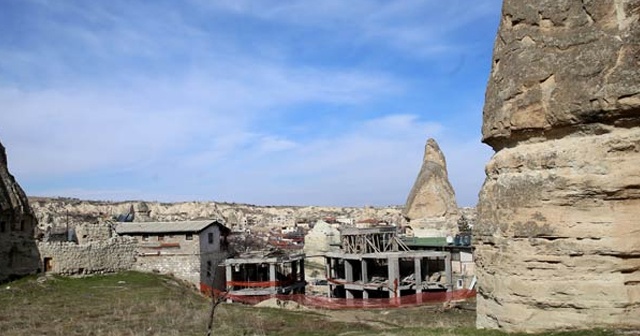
[325, 226, 452, 299]
[224, 251, 306, 299]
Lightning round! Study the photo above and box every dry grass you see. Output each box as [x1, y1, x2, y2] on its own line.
[0, 272, 627, 336]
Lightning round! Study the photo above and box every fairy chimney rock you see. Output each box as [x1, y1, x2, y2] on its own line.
[475, 0, 640, 332]
[403, 138, 459, 236]
[0, 141, 40, 281]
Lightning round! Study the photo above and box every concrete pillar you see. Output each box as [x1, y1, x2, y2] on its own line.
[388, 257, 399, 298]
[444, 254, 452, 291]
[345, 259, 354, 299]
[362, 253, 370, 300]
[325, 258, 332, 298]
[345, 259, 354, 282]
[361, 259, 368, 283]
[325, 257, 331, 279]
[414, 257, 422, 294]
[292, 260, 298, 281]
[225, 264, 233, 303]
[225, 264, 233, 290]
[300, 259, 305, 294]
[269, 263, 276, 283]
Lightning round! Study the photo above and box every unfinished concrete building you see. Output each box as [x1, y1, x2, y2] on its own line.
[224, 251, 305, 298]
[325, 226, 452, 299]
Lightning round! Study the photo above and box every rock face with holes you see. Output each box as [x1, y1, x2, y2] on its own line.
[403, 138, 459, 237]
[0, 141, 40, 282]
[475, 0, 640, 332]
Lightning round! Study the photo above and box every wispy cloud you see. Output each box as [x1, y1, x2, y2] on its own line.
[0, 0, 501, 207]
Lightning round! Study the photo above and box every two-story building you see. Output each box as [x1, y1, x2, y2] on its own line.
[115, 220, 230, 292]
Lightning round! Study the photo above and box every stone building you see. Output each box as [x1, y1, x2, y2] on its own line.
[115, 220, 230, 291]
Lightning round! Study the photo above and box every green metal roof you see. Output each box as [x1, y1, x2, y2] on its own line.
[402, 237, 448, 247]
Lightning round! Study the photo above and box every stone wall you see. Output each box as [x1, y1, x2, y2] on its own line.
[476, 0, 640, 332]
[75, 222, 113, 244]
[37, 238, 136, 275]
[133, 254, 201, 286]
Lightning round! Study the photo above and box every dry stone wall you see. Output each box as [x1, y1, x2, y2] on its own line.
[75, 222, 113, 244]
[133, 255, 200, 286]
[476, 0, 640, 332]
[37, 238, 136, 275]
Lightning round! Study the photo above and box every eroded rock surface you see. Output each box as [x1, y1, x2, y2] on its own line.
[0, 142, 40, 282]
[403, 138, 459, 237]
[30, 197, 407, 232]
[476, 0, 640, 332]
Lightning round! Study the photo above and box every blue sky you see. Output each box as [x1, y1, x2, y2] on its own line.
[0, 0, 501, 207]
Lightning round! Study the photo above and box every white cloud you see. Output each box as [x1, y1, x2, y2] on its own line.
[0, 0, 498, 207]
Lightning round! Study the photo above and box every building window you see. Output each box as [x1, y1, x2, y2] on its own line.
[158, 234, 164, 241]
[0, 221, 5, 233]
[206, 261, 212, 277]
[142, 234, 149, 241]
[186, 233, 193, 240]
[208, 232, 214, 244]
[19, 220, 25, 231]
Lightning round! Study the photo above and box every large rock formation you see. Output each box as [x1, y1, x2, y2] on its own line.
[0, 142, 40, 282]
[476, 0, 640, 332]
[303, 220, 341, 255]
[29, 197, 407, 233]
[403, 138, 459, 237]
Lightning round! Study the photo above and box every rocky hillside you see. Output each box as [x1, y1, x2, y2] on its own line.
[29, 196, 409, 231]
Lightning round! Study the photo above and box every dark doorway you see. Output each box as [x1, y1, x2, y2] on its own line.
[44, 257, 53, 272]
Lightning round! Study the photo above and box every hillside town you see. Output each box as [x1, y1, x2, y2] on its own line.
[1, 0, 639, 334]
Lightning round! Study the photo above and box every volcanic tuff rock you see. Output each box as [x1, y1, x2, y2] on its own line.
[0, 142, 40, 282]
[476, 0, 640, 332]
[403, 138, 459, 236]
[29, 197, 408, 232]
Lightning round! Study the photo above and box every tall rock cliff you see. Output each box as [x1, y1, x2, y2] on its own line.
[403, 138, 459, 237]
[476, 0, 640, 332]
[0, 141, 40, 282]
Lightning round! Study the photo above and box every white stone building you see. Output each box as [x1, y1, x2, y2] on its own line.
[115, 220, 230, 291]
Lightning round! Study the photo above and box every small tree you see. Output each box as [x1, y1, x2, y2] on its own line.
[205, 257, 229, 336]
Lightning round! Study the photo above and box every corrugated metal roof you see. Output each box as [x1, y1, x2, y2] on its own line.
[115, 220, 226, 234]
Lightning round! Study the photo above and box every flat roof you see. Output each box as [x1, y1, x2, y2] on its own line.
[115, 220, 230, 235]
[403, 237, 448, 247]
[340, 226, 397, 235]
[324, 250, 450, 260]
[225, 252, 305, 265]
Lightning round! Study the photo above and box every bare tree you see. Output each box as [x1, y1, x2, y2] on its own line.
[205, 257, 229, 336]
